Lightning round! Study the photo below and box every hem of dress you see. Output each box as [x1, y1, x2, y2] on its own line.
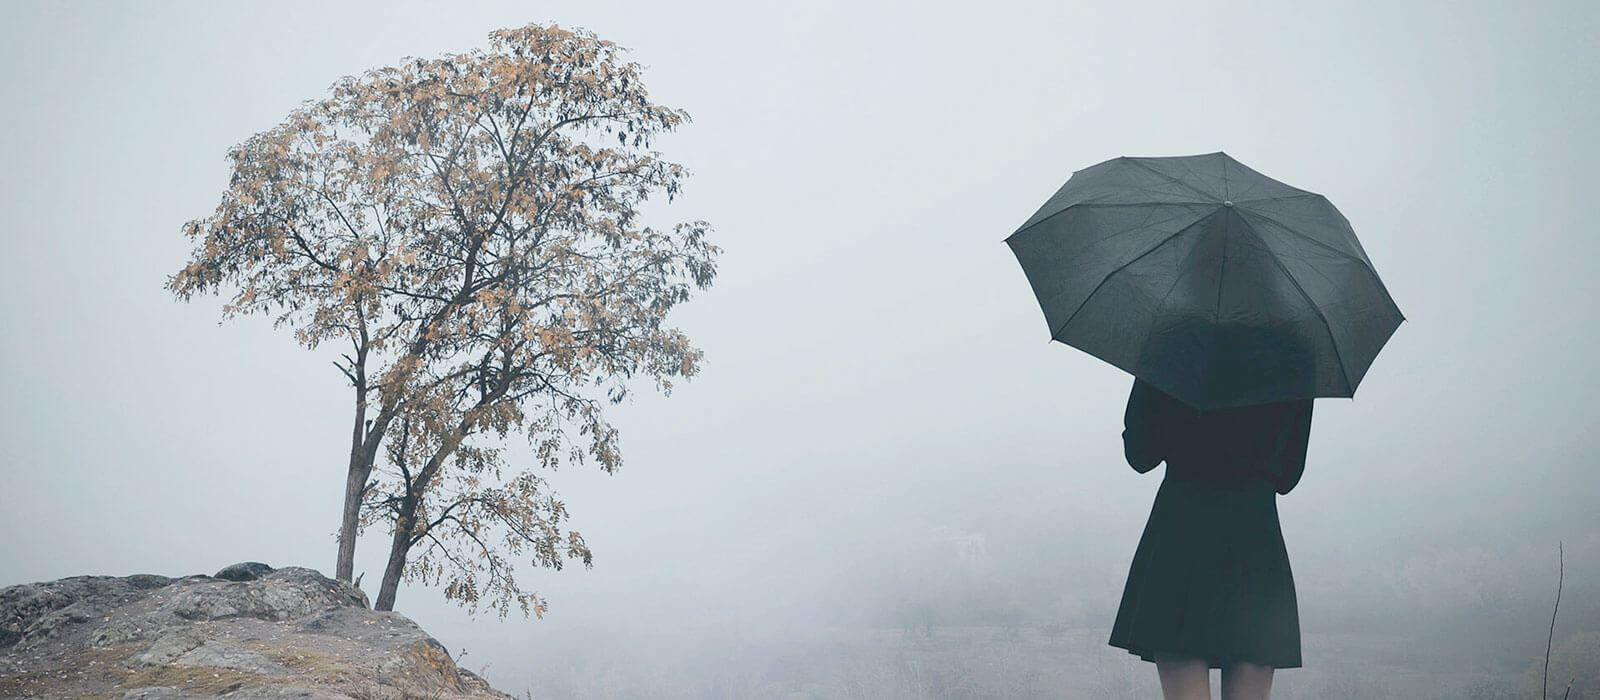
[1107, 640, 1302, 670]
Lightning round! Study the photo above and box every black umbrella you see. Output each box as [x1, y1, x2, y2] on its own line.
[1006, 152, 1403, 409]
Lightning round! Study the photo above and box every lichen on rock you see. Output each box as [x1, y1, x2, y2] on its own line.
[175, 640, 292, 676]
[125, 628, 204, 668]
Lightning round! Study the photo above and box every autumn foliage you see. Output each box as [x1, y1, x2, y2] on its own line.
[170, 24, 717, 616]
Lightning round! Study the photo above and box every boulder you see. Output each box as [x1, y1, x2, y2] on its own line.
[0, 563, 511, 698]
[158, 567, 367, 623]
[214, 563, 275, 582]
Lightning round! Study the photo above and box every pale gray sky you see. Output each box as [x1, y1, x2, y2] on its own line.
[2, 0, 1597, 694]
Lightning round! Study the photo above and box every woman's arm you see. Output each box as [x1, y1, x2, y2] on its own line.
[1270, 400, 1314, 494]
[1122, 379, 1169, 473]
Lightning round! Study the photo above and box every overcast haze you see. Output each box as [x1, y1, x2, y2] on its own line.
[3, 1, 1598, 697]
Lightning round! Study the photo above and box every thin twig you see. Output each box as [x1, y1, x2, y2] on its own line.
[1542, 541, 1564, 699]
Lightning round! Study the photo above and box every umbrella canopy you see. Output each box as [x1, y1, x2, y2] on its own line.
[1006, 152, 1403, 409]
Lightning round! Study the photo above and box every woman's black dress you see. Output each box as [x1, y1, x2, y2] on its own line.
[1108, 379, 1313, 669]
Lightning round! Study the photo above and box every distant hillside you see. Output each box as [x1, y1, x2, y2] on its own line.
[0, 562, 510, 699]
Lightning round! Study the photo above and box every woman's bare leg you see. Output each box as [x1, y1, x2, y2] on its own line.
[1220, 662, 1273, 700]
[1154, 652, 1210, 700]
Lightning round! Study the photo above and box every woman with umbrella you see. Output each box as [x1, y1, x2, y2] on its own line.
[1006, 153, 1402, 700]
[1111, 336, 1313, 700]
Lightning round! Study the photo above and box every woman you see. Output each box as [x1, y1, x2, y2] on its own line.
[1109, 378, 1314, 700]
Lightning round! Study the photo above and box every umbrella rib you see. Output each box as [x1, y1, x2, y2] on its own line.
[1255, 241, 1355, 395]
[1149, 214, 1226, 328]
[1232, 193, 1319, 206]
[1216, 209, 1232, 323]
[1221, 156, 1232, 202]
[1048, 219, 1202, 342]
[1238, 205, 1372, 266]
[1126, 158, 1216, 201]
[1238, 207, 1403, 318]
[1009, 202, 1216, 240]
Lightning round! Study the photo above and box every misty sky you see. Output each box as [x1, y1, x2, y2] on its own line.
[2, 0, 1597, 693]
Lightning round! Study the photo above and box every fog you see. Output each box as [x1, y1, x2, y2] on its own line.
[2, 1, 1597, 697]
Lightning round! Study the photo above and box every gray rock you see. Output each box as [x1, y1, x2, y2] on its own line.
[295, 607, 410, 636]
[221, 685, 359, 699]
[160, 567, 368, 623]
[175, 640, 291, 675]
[125, 628, 205, 668]
[92, 617, 161, 647]
[0, 581, 73, 648]
[122, 687, 190, 699]
[27, 599, 107, 642]
[373, 636, 467, 692]
[125, 574, 175, 590]
[1, 575, 162, 650]
[3, 564, 512, 698]
[215, 562, 275, 582]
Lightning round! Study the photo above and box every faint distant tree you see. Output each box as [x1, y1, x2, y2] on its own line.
[169, 23, 717, 615]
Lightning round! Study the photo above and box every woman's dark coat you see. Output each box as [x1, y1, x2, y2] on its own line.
[1108, 379, 1313, 669]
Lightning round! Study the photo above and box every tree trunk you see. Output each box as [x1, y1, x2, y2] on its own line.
[372, 388, 490, 610]
[335, 337, 372, 583]
[334, 452, 373, 583]
[374, 496, 415, 611]
[373, 427, 468, 611]
[336, 409, 400, 583]
[335, 366, 372, 583]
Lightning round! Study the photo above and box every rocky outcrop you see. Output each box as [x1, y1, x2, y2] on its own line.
[0, 564, 510, 699]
